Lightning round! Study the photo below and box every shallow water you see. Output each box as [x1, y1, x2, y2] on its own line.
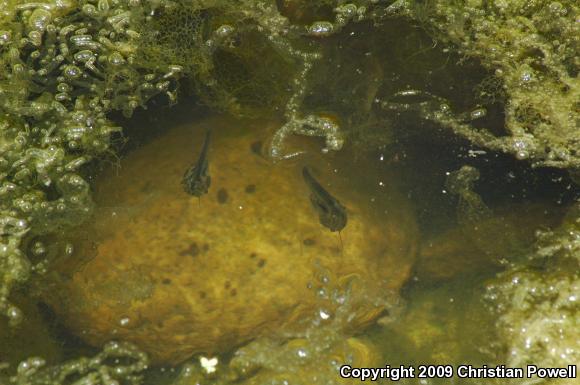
[1, 1, 578, 383]
[1, 104, 578, 384]
[4, 101, 574, 384]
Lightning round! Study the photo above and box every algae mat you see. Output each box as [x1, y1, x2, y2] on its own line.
[44, 116, 417, 364]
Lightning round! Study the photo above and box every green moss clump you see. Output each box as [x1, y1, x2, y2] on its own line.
[135, 0, 299, 116]
[391, 0, 579, 168]
[485, 202, 579, 370]
[0, 0, 183, 324]
[6, 341, 148, 385]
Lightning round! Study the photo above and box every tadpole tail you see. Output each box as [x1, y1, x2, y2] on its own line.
[302, 166, 333, 206]
[197, 128, 211, 165]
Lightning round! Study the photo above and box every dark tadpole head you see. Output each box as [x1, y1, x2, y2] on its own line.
[318, 199, 347, 232]
[182, 171, 211, 197]
[182, 129, 211, 197]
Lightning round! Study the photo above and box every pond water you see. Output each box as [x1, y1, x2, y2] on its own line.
[0, 4, 578, 383]
[2, 102, 577, 385]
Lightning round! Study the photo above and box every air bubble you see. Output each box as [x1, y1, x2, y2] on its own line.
[469, 108, 487, 120]
[308, 21, 334, 37]
[82, 4, 98, 17]
[28, 9, 52, 31]
[318, 308, 331, 320]
[63, 65, 82, 79]
[548, 2, 567, 16]
[296, 348, 308, 358]
[55, 93, 69, 101]
[7, 305, 23, 325]
[27, 30, 42, 46]
[339, 4, 357, 17]
[516, 150, 529, 160]
[74, 50, 96, 62]
[98, 0, 110, 13]
[31, 241, 47, 257]
[214, 24, 235, 38]
[17, 357, 45, 374]
[64, 243, 75, 257]
[108, 52, 125, 66]
[0, 30, 12, 44]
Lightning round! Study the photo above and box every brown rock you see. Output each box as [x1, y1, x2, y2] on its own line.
[44, 116, 417, 364]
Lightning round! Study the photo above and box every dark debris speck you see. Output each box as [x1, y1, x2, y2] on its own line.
[180, 242, 200, 257]
[217, 188, 229, 204]
[250, 141, 262, 155]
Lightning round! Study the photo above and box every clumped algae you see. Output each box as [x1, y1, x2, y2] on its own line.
[384, 0, 579, 169]
[0, 0, 578, 383]
[485, 201, 580, 376]
[0, 0, 182, 328]
[4, 341, 148, 385]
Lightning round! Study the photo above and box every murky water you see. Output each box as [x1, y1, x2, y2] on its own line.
[2, 100, 577, 385]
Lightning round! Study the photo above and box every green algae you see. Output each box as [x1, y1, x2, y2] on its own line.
[385, 0, 579, 169]
[0, 0, 183, 325]
[485, 201, 580, 372]
[5, 341, 148, 385]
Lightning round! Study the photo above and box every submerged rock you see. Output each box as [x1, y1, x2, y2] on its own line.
[43, 116, 417, 364]
[417, 205, 564, 282]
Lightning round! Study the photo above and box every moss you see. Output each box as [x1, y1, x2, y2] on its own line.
[485, 201, 579, 372]
[386, 0, 579, 168]
[6, 341, 148, 385]
[0, 0, 182, 324]
[135, 0, 300, 116]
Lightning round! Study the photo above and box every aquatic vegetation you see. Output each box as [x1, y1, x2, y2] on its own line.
[485, 201, 579, 375]
[385, 0, 579, 169]
[0, 0, 577, 382]
[6, 341, 148, 385]
[0, 0, 183, 324]
[135, 0, 299, 116]
[445, 165, 492, 227]
[268, 114, 344, 160]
